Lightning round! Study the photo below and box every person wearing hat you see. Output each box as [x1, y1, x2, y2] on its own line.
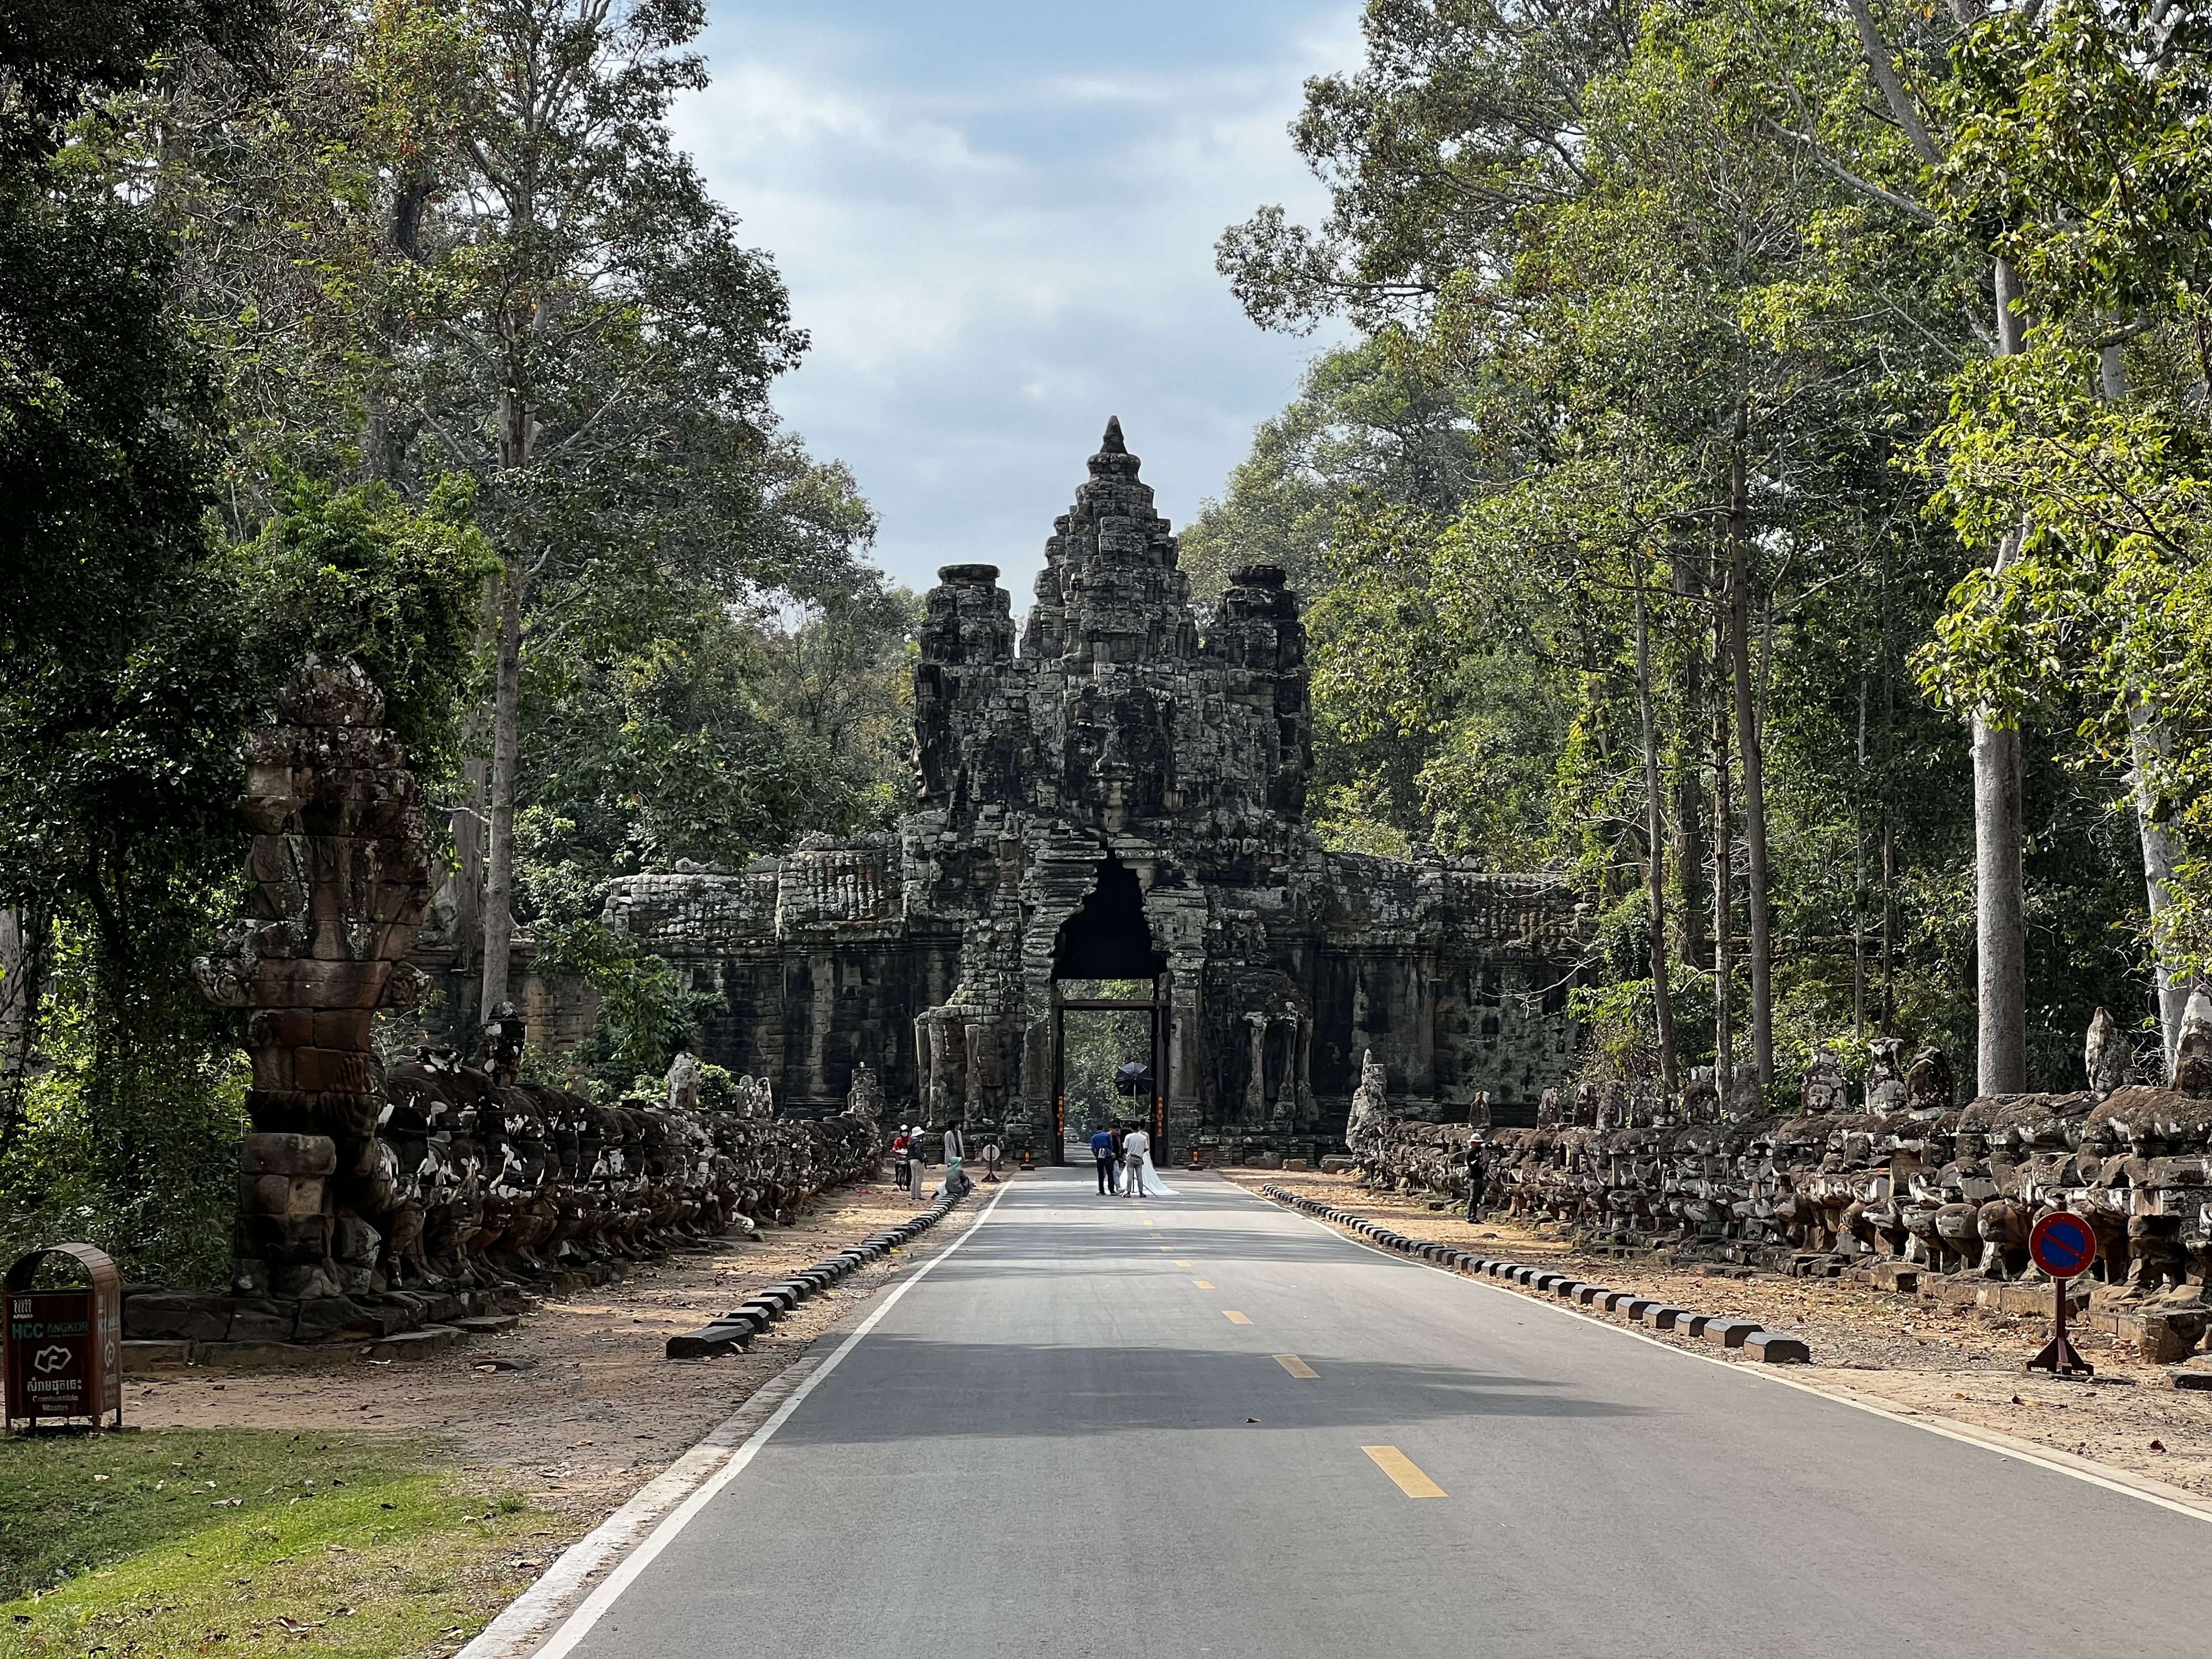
[907, 1127, 930, 1204]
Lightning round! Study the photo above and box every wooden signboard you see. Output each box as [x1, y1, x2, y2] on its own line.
[4, 1244, 123, 1431]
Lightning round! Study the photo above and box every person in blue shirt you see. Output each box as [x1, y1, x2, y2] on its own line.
[1090, 1125, 1118, 1195]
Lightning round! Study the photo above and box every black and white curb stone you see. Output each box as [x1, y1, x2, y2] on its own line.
[665, 1192, 971, 1359]
[1259, 1183, 1811, 1365]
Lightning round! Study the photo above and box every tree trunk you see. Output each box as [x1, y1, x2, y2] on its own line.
[479, 562, 523, 1021]
[2101, 340, 2189, 1072]
[1973, 698, 2026, 1093]
[1854, 675, 1869, 1041]
[1880, 542, 1897, 1035]
[1671, 545, 1706, 967]
[1726, 402, 1773, 1091]
[0, 904, 48, 1151]
[2130, 700, 2189, 1071]
[1633, 554, 1678, 1091]
[1712, 602, 1735, 1104]
[1973, 258, 2031, 1095]
[453, 750, 487, 969]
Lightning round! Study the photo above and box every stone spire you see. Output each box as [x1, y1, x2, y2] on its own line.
[1088, 415, 1140, 480]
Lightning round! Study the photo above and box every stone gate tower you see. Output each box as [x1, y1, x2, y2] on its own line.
[601, 421, 1584, 1158]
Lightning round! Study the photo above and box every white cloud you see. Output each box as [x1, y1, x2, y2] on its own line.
[674, 1, 1361, 598]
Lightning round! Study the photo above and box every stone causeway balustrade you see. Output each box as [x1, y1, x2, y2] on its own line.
[142, 656, 886, 1363]
[1348, 1008, 2212, 1364]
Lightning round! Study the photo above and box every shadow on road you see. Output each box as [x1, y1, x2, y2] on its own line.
[776, 1337, 1656, 1443]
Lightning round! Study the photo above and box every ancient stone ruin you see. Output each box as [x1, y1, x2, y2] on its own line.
[1352, 1001, 2212, 1363]
[135, 658, 879, 1357]
[601, 420, 1587, 1161]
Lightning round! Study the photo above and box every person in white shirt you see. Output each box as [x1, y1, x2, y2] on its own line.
[1121, 1126, 1150, 1198]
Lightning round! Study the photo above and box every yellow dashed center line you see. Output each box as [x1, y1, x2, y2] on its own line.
[1173, 1259, 1192, 1266]
[1223, 1311, 1252, 1325]
[1192, 1279, 1214, 1289]
[1274, 1354, 1317, 1379]
[1363, 1446, 1446, 1498]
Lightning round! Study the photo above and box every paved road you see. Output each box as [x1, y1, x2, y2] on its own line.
[559, 1169, 2211, 1658]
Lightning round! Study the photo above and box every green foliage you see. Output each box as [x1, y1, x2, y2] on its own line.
[1910, 1, 2212, 983]
[694, 1061, 737, 1114]
[0, 925, 246, 1286]
[1214, 0, 2163, 1089]
[0, 0, 898, 1284]
[510, 567, 914, 931]
[1057, 985, 1153, 1134]
[239, 474, 500, 775]
[533, 921, 721, 1097]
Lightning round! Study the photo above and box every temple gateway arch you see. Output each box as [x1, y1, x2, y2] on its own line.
[601, 420, 1586, 1161]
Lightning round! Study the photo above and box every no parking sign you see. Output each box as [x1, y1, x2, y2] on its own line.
[2029, 1211, 2096, 1279]
[2026, 1210, 2096, 1378]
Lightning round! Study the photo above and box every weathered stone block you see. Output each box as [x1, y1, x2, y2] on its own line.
[227, 1303, 298, 1343]
[366, 1325, 463, 1361]
[194, 1340, 332, 1369]
[246, 1010, 317, 1050]
[289, 1046, 374, 1093]
[241, 1172, 326, 1218]
[1743, 1332, 1811, 1363]
[241, 1132, 337, 1176]
[123, 1292, 231, 1343]
[293, 1297, 390, 1344]
[237, 1212, 330, 1269]
[1707, 1319, 1762, 1348]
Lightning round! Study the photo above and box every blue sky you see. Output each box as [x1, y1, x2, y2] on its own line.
[671, 1, 1359, 604]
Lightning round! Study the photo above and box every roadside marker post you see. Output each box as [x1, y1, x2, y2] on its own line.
[2025, 1211, 2098, 1378]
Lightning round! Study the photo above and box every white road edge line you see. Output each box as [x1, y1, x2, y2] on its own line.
[1239, 1185, 2212, 1528]
[473, 1182, 1014, 1659]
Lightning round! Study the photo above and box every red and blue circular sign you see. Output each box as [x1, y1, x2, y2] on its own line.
[2030, 1211, 2098, 1279]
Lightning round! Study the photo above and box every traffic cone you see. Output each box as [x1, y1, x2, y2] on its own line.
[1021, 1149, 1034, 1171]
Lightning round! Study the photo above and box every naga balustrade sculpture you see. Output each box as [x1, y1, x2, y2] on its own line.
[1352, 1000, 2212, 1354]
[141, 658, 885, 1349]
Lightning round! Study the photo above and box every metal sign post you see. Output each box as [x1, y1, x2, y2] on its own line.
[2025, 1212, 2098, 1378]
[4, 1244, 124, 1432]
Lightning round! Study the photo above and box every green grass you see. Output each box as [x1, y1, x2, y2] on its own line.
[0, 1428, 572, 1657]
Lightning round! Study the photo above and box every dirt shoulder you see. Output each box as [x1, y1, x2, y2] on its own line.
[127, 1174, 997, 1526]
[1225, 1169, 2212, 1505]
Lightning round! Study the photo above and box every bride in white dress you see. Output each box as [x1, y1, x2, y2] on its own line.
[1124, 1125, 1176, 1197]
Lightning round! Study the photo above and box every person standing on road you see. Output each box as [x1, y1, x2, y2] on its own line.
[943, 1119, 967, 1198]
[908, 1130, 930, 1204]
[1122, 1124, 1150, 1198]
[1090, 1124, 1118, 1194]
[1464, 1138, 1487, 1224]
